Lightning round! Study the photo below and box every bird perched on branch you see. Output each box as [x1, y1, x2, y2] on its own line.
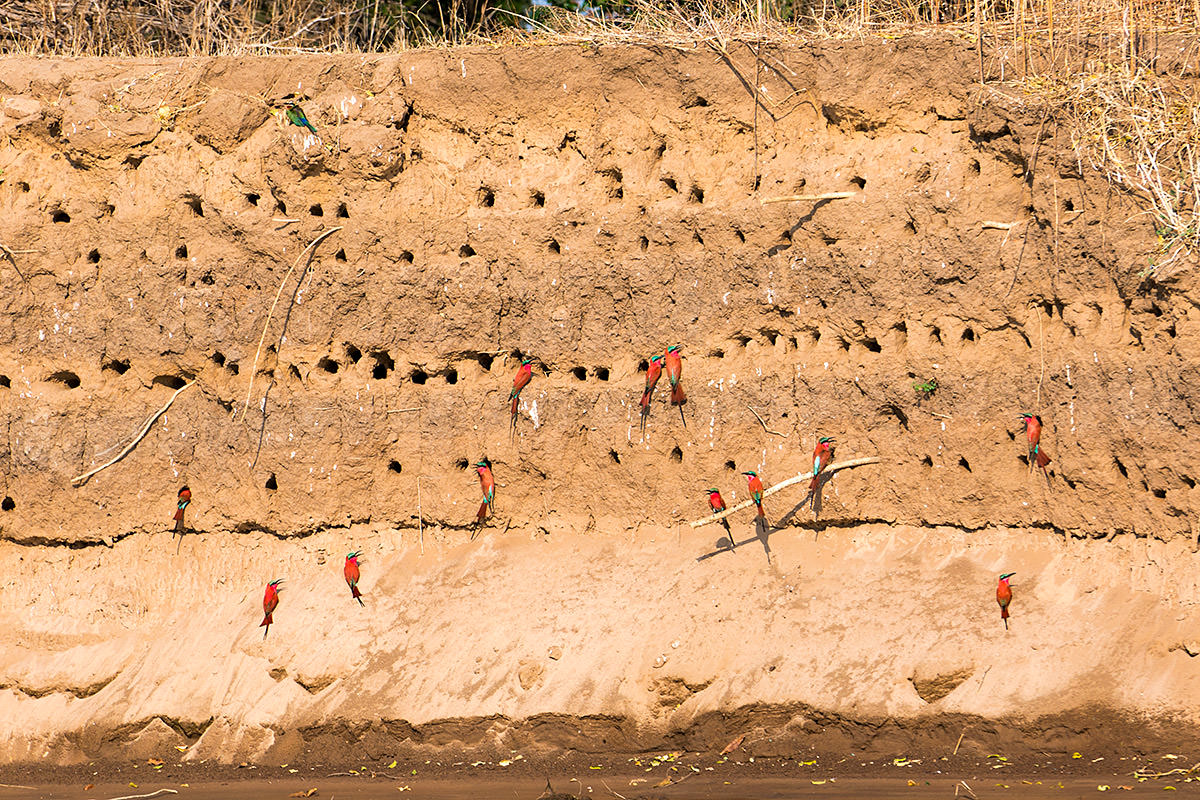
[664, 345, 686, 426]
[706, 488, 732, 539]
[285, 103, 317, 135]
[639, 354, 664, 435]
[996, 572, 1015, 630]
[509, 357, 534, 437]
[1020, 413, 1051, 476]
[344, 552, 364, 607]
[474, 458, 495, 535]
[260, 579, 283, 639]
[810, 437, 836, 492]
[742, 470, 768, 528]
[172, 486, 191, 534]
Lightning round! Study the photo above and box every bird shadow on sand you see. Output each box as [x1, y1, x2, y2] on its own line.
[694, 475, 833, 563]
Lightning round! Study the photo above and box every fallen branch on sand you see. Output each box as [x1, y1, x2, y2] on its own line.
[688, 457, 881, 528]
[72, 382, 196, 486]
[96, 789, 179, 800]
[238, 226, 342, 422]
[759, 192, 857, 205]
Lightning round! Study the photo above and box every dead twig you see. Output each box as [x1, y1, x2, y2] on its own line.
[689, 457, 881, 528]
[386, 407, 422, 414]
[953, 729, 966, 755]
[72, 382, 196, 486]
[759, 191, 857, 205]
[238, 227, 341, 422]
[981, 220, 1022, 229]
[746, 404, 785, 436]
[272, 217, 301, 224]
[97, 790, 179, 800]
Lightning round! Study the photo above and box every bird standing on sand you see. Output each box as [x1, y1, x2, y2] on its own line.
[173, 486, 191, 534]
[1020, 413, 1051, 476]
[706, 487, 732, 538]
[810, 437, 836, 492]
[475, 458, 495, 529]
[996, 572, 1015, 630]
[285, 103, 317, 135]
[742, 470, 769, 528]
[509, 357, 534, 436]
[664, 345, 686, 426]
[639, 354, 664, 435]
[261, 579, 283, 638]
[344, 552, 364, 607]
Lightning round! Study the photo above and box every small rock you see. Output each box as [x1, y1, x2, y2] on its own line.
[547, 646, 562, 661]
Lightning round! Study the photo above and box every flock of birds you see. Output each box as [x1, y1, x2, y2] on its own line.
[162, 335, 1050, 638]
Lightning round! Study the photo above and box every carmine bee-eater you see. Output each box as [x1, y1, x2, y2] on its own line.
[285, 103, 317, 134]
[475, 458, 495, 529]
[640, 354, 665, 435]
[344, 551, 364, 607]
[810, 437, 836, 492]
[706, 487, 731, 537]
[509, 357, 534, 436]
[742, 471, 769, 528]
[664, 345, 686, 426]
[1019, 413, 1051, 475]
[996, 572, 1015, 630]
[260, 579, 283, 639]
[173, 485, 191, 533]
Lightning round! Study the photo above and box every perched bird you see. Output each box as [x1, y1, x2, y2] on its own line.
[996, 572, 1015, 630]
[810, 437, 836, 492]
[509, 357, 534, 436]
[475, 458, 495, 527]
[260, 579, 283, 639]
[742, 470, 768, 528]
[1020, 413, 1051, 475]
[664, 345, 687, 426]
[285, 103, 317, 135]
[173, 485, 191, 533]
[706, 487, 732, 538]
[344, 552, 364, 607]
[639, 354, 665, 435]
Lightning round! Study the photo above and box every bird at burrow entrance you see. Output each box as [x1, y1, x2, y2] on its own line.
[473, 458, 495, 537]
[1020, 413, 1051, 477]
[344, 552, 364, 607]
[509, 357, 534, 437]
[996, 572, 1015, 630]
[742, 470, 769, 528]
[664, 344, 687, 426]
[639, 354, 665, 435]
[706, 487, 732, 539]
[261, 579, 283, 639]
[810, 437, 836, 493]
[172, 485, 191, 533]
[285, 103, 317, 135]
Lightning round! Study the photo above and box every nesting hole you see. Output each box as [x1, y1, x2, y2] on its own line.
[17, 181, 30, 192]
[1152, 487, 1167, 499]
[336, 202, 349, 218]
[444, 368, 458, 384]
[1115, 457, 1129, 478]
[595, 367, 610, 381]
[47, 371, 81, 389]
[52, 209, 70, 223]
[399, 250, 414, 264]
[958, 456, 972, 473]
[183, 195, 203, 216]
[609, 449, 621, 464]
[309, 203, 324, 217]
[265, 474, 278, 490]
[153, 375, 187, 389]
[570, 366, 587, 381]
[1063, 197, 1075, 212]
[530, 190, 545, 208]
[669, 446, 683, 462]
[693, 231, 704, 245]
[724, 460, 737, 471]
[175, 245, 188, 259]
[548, 239, 560, 254]
[969, 158, 981, 175]
[477, 353, 494, 370]
[639, 235, 649, 251]
[288, 364, 302, 380]
[317, 357, 339, 374]
[371, 351, 394, 380]
[102, 202, 115, 216]
[0, 497, 13, 511]
[637, 359, 649, 372]
[459, 244, 476, 257]
[335, 249, 347, 262]
[410, 368, 428, 384]
[103, 359, 131, 375]
[661, 176, 678, 193]
[246, 192, 261, 206]
[904, 220, 917, 235]
[850, 175, 866, 190]
[930, 325, 943, 344]
[454, 457, 470, 469]
[388, 460, 402, 473]
[1181, 475, 1196, 489]
[0, 375, 9, 388]
[920, 455, 934, 468]
[477, 187, 496, 207]
[961, 327, 976, 342]
[345, 344, 362, 364]
[688, 185, 705, 203]
[735, 228, 746, 243]
[863, 337, 881, 353]
[82, 248, 99, 264]
[601, 168, 623, 199]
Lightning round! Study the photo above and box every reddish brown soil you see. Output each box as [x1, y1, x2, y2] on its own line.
[1, 38, 1199, 770]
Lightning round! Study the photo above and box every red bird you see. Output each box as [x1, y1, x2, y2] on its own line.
[509, 357, 534, 436]
[664, 345, 686, 426]
[344, 552, 364, 607]
[640, 354, 665, 435]
[173, 485, 191, 533]
[742, 470, 768, 528]
[996, 572, 1015, 630]
[474, 458, 494, 533]
[810, 437, 835, 493]
[260, 579, 283, 639]
[1020, 413, 1051, 475]
[706, 487, 732, 538]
